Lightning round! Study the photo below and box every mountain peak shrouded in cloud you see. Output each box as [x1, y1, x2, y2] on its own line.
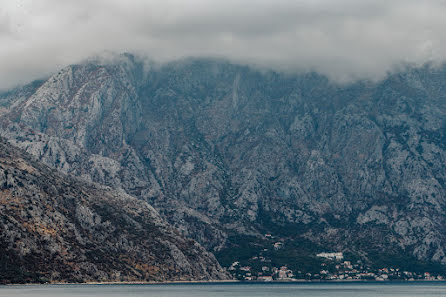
[1, 0, 446, 89]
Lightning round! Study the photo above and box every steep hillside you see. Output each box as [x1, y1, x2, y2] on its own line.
[1, 55, 446, 273]
[0, 138, 227, 284]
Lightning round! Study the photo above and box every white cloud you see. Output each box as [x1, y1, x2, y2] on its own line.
[1, 0, 446, 89]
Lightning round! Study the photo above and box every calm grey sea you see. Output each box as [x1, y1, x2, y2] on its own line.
[1, 282, 446, 297]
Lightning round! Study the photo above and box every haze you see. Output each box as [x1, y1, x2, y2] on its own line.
[1, 0, 446, 89]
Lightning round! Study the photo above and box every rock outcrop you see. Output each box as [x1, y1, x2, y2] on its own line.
[0, 137, 227, 284]
[1, 55, 445, 269]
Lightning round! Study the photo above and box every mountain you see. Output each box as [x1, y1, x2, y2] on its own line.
[0, 137, 227, 284]
[1, 55, 446, 274]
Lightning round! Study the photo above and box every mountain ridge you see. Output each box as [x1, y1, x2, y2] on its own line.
[1, 55, 445, 275]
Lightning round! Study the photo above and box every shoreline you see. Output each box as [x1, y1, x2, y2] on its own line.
[2, 280, 240, 286]
[3, 279, 446, 286]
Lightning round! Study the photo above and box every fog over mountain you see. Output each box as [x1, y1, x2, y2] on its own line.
[1, 55, 446, 278]
[2, 0, 446, 88]
[2, 0, 446, 283]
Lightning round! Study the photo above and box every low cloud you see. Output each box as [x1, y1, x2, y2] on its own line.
[1, 0, 446, 89]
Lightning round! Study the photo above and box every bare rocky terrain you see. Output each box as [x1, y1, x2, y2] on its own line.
[1, 55, 445, 273]
[0, 137, 227, 284]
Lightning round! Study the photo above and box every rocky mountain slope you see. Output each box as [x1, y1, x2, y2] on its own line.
[1, 55, 445, 272]
[0, 137, 227, 284]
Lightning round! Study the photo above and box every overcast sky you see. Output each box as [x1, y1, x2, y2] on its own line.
[1, 0, 446, 89]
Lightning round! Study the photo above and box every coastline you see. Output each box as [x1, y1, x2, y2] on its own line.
[2, 279, 240, 286]
[4, 279, 446, 287]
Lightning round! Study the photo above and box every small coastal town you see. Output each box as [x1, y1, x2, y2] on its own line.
[226, 235, 445, 282]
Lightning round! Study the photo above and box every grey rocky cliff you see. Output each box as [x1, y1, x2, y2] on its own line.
[1, 56, 446, 268]
[0, 137, 227, 284]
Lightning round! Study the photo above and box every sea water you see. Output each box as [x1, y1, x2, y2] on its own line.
[1, 282, 446, 297]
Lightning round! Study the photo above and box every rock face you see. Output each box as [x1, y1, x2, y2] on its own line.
[1, 55, 446, 269]
[0, 138, 227, 284]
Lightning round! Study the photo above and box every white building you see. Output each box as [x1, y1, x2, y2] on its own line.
[316, 252, 344, 261]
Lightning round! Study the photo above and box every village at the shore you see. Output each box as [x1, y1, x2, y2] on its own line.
[227, 241, 444, 282]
